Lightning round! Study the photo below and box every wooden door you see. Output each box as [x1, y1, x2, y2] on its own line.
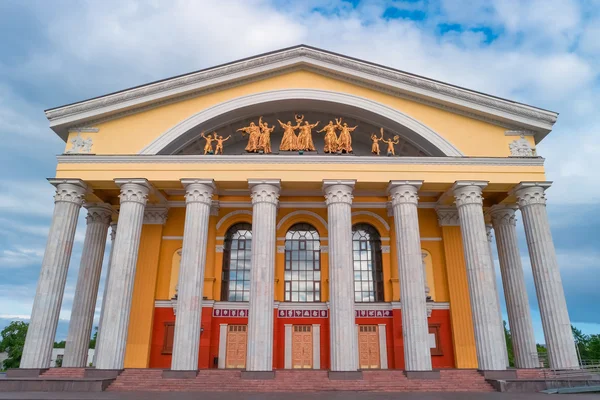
[226, 325, 247, 368]
[292, 325, 313, 369]
[358, 325, 380, 369]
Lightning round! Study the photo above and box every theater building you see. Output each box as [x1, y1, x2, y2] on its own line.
[19, 45, 578, 377]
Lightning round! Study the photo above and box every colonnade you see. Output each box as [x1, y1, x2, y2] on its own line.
[19, 179, 579, 372]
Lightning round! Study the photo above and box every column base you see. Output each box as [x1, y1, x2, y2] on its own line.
[162, 370, 198, 379]
[404, 370, 441, 379]
[328, 371, 363, 380]
[84, 368, 123, 379]
[479, 369, 517, 380]
[241, 370, 275, 380]
[6, 368, 48, 378]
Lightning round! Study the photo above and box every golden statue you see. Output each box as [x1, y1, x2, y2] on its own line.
[258, 119, 275, 154]
[335, 118, 357, 153]
[278, 119, 300, 151]
[200, 131, 215, 155]
[371, 128, 384, 155]
[214, 135, 231, 155]
[236, 118, 262, 153]
[382, 132, 400, 156]
[317, 120, 338, 153]
[297, 120, 319, 151]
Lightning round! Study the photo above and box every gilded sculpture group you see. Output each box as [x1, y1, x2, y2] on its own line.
[200, 115, 399, 155]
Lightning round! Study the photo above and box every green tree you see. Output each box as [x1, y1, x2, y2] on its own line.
[53, 340, 66, 348]
[89, 326, 98, 349]
[503, 321, 515, 367]
[572, 325, 589, 361]
[0, 321, 28, 370]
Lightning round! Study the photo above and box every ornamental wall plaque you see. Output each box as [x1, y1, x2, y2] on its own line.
[278, 309, 328, 318]
[355, 309, 393, 318]
[213, 309, 248, 317]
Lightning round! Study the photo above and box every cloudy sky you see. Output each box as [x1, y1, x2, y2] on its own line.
[0, 0, 598, 344]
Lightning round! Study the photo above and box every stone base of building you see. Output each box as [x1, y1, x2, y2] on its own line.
[84, 368, 123, 379]
[328, 371, 363, 380]
[404, 370, 441, 379]
[5, 368, 47, 378]
[480, 369, 518, 380]
[162, 370, 199, 379]
[241, 370, 275, 380]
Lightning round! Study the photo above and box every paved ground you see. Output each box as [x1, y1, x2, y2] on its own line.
[0, 393, 599, 400]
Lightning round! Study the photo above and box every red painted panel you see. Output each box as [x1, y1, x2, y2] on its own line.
[429, 309, 455, 368]
[149, 307, 454, 370]
[149, 307, 174, 369]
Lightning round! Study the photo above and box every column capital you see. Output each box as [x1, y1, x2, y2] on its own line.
[181, 179, 216, 205]
[115, 179, 151, 205]
[435, 206, 460, 227]
[452, 181, 488, 208]
[388, 181, 422, 206]
[49, 179, 88, 206]
[512, 182, 552, 208]
[84, 203, 113, 225]
[143, 206, 169, 225]
[323, 180, 355, 206]
[248, 179, 281, 205]
[490, 204, 518, 227]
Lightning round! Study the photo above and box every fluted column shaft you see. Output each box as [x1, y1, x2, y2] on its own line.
[246, 180, 280, 371]
[171, 180, 215, 371]
[515, 183, 578, 369]
[324, 180, 358, 371]
[491, 205, 538, 368]
[485, 223, 509, 367]
[95, 180, 150, 370]
[20, 180, 87, 368]
[453, 182, 505, 370]
[93, 222, 117, 367]
[63, 205, 112, 367]
[388, 181, 431, 371]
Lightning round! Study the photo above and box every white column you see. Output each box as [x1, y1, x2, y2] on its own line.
[95, 179, 150, 370]
[218, 324, 228, 369]
[93, 221, 117, 367]
[312, 324, 321, 369]
[323, 180, 358, 372]
[20, 180, 87, 369]
[246, 179, 280, 371]
[378, 324, 388, 369]
[284, 324, 293, 369]
[485, 223, 510, 367]
[171, 179, 215, 371]
[388, 181, 432, 371]
[491, 204, 538, 368]
[453, 181, 505, 370]
[514, 182, 578, 369]
[63, 204, 113, 367]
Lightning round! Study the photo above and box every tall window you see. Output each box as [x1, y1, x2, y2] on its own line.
[353, 223, 384, 302]
[221, 223, 252, 301]
[284, 223, 321, 302]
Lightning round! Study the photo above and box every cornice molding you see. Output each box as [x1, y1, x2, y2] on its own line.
[45, 46, 556, 143]
[56, 154, 545, 167]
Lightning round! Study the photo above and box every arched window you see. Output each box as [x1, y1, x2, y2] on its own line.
[221, 223, 252, 301]
[284, 223, 321, 302]
[352, 223, 384, 302]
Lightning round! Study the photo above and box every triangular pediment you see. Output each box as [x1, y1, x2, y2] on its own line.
[46, 45, 556, 142]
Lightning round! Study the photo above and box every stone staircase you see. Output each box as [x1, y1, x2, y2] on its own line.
[108, 369, 496, 392]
